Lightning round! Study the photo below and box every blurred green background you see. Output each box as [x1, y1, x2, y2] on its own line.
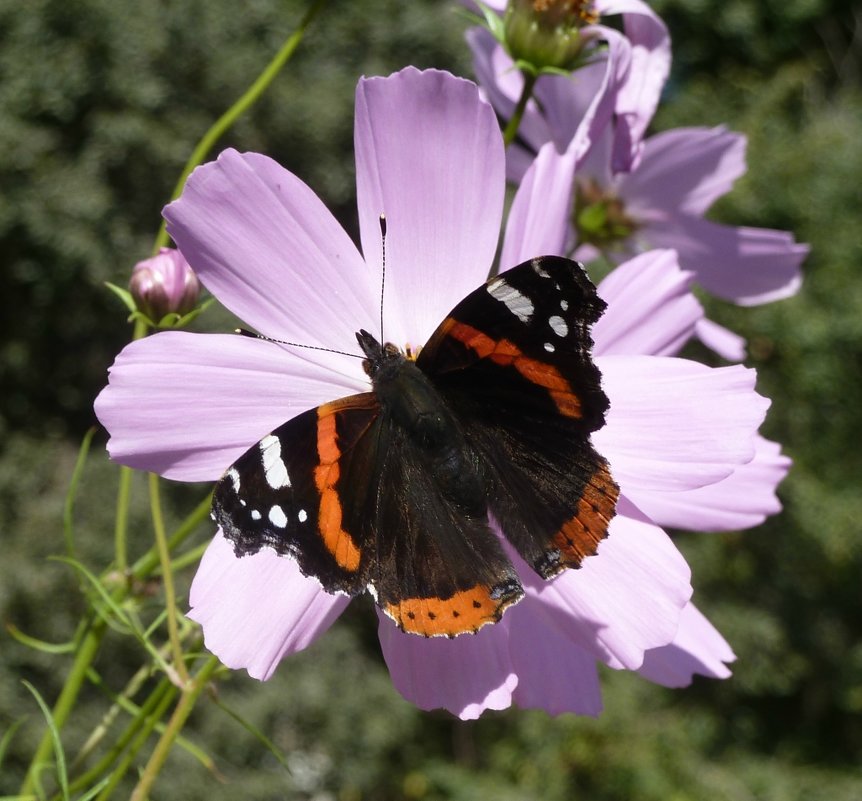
[1, 0, 861, 798]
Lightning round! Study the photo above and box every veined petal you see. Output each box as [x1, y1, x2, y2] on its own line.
[633, 436, 791, 532]
[622, 127, 747, 216]
[188, 531, 351, 681]
[377, 612, 517, 719]
[94, 331, 366, 481]
[696, 318, 748, 362]
[506, 600, 604, 716]
[523, 498, 692, 670]
[641, 215, 807, 305]
[594, 249, 703, 357]
[354, 67, 505, 348]
[638, 603, 735, 687]
[501, 143, 577, 268]
[594, 355, 770, 493]
[164, 149, 374, 347]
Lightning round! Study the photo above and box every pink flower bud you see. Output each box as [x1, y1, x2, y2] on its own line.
[130, 248, 201, 321]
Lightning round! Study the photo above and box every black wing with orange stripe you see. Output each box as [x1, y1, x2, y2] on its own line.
[416, 256, 619, 578]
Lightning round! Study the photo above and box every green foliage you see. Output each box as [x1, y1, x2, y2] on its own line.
[2, 0, 861, 799]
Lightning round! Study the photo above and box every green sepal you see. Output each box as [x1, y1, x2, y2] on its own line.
[475, 0, 507, 44]
[104, 281, 138, 314]
[157, 297, 215, 329]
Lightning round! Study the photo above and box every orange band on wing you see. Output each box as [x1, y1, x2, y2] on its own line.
[447, 321, 583, 418]
[384, 582, 523, 638]
[314, 411, 361, 573]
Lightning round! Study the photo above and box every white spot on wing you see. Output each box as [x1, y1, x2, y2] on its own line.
[544, 342, 556, 352]
[560, 299, 569, 311]
[269, 505, 288, 528]
[548, 315, 568, 337]
[260, 434, 291, 489]
[366, 583, 379, 602]
[531, 259, 551, 278]
[298, 509, 308, 523]
[487, 277, 534, 322]
[226, 467, 241, 493]
[251, 509, 261, 521]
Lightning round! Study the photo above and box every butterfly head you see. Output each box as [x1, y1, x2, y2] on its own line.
[356, 329, 403, 379]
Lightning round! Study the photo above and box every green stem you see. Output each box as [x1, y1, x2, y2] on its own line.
[152, 0, 329, 253]
[19, 618, 108, 796]
[502, 71, 538, 147]
[129, 657, 220, 800]
[149, 472, 189, 686]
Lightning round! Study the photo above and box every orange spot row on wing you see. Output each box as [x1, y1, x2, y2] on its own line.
[448, 321, 582, 418]
[385, 583, 523, 637]
[314, 410, 362, 573]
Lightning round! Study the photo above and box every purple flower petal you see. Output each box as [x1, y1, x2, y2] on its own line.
[354, 68, 505, 348]
[188, 531, 350, 680]
[594, 356, 770, 493]
[378, 612, 517, 719]
[696, 318, 748, 362]
[638, 603, 735, 687]
[164, 149, 375, 348]
[523, 497, 691, 669]
[94, 331, 365, 481]
[632, 436, 790, 532]
[594, 249, 703, 357]
[500, 142, 577, 268]
[641, 215, 807, 305]
[622, 127, 747, 217]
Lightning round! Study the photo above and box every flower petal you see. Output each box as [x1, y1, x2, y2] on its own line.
[377, 612, 517, 719]
[188, 531, 350, 680]
[354, 67, 505, 348]
[523, 498, 692, 670]
[500, 143, 577, 268]
[638, 603, 735, 687]
[94, 331, 365, 481]
[594, 355, 770, 493]
[594, 249, 703, 357]
[632, 436, 791, 531]
[695, 317, 748, 362]
[164, 149, 374, 347]
[506, 598, 604, 716]
[622, 127, 747, 217]
[641, 215, 807, 305]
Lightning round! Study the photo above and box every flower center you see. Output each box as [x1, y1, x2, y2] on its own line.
[573, 177, 639, 250]
[529, 0, 599, 27]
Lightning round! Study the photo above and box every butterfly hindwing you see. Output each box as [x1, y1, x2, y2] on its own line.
[417, 256, 620, 578]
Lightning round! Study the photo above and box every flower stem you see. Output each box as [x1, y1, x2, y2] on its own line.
[149, 472, 190, 687]
[129, 656, 220, 800]
[152, 0, 329, 253]
[502, 71, 538, 147]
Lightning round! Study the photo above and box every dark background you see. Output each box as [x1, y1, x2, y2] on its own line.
[1, 0, 861, 798]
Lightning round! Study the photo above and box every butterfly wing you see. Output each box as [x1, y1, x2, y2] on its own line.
[213, 393, 524, 636]
[417, 256, 620, 579]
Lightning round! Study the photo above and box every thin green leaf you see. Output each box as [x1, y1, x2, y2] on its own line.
[21, 682, 70, 801]
[473, 1, 506, 43]
[6, 624, 77, 655]
[103, 282, 137, 314]
[63, 427, 96, 561]
[0, 718, 26, 771]
[212, 696, 291, 773]
[75, 778, 110, 801]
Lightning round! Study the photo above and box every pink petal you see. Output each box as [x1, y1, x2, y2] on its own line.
[524, 498, 692, 670]
[164, 149, 375, 347]
[622, 127, 747, 216]
[638, 603, 735, 687]
[500, 143, 577, 268]
[507, 601, 603, 716]
[354, 68, 505, 348]
[641, 215, 807, 306]
[188, 531, 350, 680]
[696, 318, 748, 362]
[377, 612, 517, 719]
[594, 249, 703, 357]
[633, 436, 791, 532]
[594, 356, 770, 493]
[94, 331, 365, 481]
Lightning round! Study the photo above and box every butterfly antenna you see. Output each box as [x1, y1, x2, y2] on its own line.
[379, 213, 387, 343]
[234, 328, 362, 359]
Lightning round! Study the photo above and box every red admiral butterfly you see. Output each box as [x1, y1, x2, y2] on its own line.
[213, 255, 619, 637]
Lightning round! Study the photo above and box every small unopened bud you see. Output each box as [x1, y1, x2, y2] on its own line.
[504, 0, 600, 72]
[130, 248, 201, 321]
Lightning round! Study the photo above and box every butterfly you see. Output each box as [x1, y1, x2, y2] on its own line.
[212, 255, 619, 637]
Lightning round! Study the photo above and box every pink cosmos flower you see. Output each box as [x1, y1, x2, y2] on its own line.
[95, 68, 779, 717]
[468, 0, 670, 180]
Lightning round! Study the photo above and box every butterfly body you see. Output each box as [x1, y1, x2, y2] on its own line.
[213, 257, 620, 637]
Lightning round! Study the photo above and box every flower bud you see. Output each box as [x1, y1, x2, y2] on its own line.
[504, 0, 600, 72]
[130, 248, 201, 321]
